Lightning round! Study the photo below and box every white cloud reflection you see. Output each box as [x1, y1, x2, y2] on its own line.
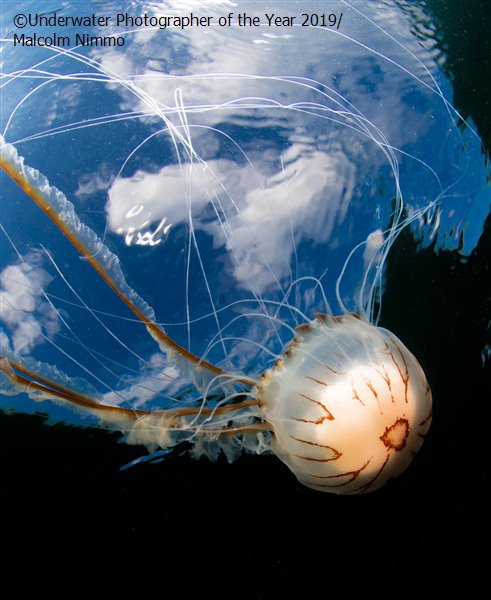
[0, 253, 60, 354]
[102, 352, 183, 408]
[107, 142, 356, 293]
[92, 0, 441, 303]
[73, 0, 454, 333]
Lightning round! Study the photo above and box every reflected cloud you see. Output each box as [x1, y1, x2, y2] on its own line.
[107, 142, 356, 293]
[93, 0, 452, 314]
[76, 162, 115, 198]
[102, 352, 183, 408]
[0, 253, 60, 354]
[45, 83, 81, 128]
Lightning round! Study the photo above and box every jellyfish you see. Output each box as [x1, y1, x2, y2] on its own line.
[0, 1, 485, 493]
[0, 134, 432, 494]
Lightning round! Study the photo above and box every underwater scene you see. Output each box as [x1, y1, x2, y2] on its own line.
[1, 0, 489, 595]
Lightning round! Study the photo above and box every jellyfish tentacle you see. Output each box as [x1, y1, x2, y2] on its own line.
[0, 353, 142, 422]
[0, 353, 267, 453]
[0, 136, 256, 387]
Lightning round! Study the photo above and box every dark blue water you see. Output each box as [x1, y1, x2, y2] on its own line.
[1, 0, 489, 595]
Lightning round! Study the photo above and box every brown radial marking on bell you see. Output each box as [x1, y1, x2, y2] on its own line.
[314, 312, 328, 322]
[305, 374, 329, 387]
[351, 382, 365, 405]
[380, 417, 409, 451]
[394, 343, 410, 401]
[309, 459, 371, 488]
[290, 435, 342, 462]
[346, 454, 391, 494]
[294, 453, 341, 463]
[323, 363, 341, 375]
[347, 312, 362, 320]
[419, 408, 432, 427]
[418, 408, 433, 427]
[295, 323, 312, 332]
[331, 315, 345, 324]
[389, 350, 409, 403]
[376, 364, 394, 401]
[366, 379, 383, 414]
[296, 392, 335, 420]
[290, 435, 342, 456]
[292, 416, 334, 426]
[375, 365, 395, 404]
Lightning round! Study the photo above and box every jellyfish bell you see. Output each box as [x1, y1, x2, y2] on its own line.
[255, 313, 432, 494]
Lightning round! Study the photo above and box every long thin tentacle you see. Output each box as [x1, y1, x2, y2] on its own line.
[0, 136, 255, 386]
[0, 352, 260, 424]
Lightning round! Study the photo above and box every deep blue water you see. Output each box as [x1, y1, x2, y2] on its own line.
[1, 0, 489, 595]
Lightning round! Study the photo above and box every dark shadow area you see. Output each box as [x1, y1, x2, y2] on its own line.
[409, 0, 491, 155]
[1, 215, 488, 596]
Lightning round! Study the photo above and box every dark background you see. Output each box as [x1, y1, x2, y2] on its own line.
[1, 1, 489, 596]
